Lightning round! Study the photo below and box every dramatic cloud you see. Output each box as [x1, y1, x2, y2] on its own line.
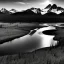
[17, 2, 30, 4]
[0, 0, 64, 10]
[51, 0, 64, 7]
[0, 0, 64, 3]
[0, 0, 44, 2]
[51, 0, 64, 4]
[52, 0, 64, 2]
[40, 0, 52, 5]
[16, 2, 26, 4]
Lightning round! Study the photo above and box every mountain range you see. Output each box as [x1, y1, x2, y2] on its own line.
[44, 4, 64, 14]
[0, 4, 64, 23]
[0, 8, 18, 14]
[0, 4, 64, 15]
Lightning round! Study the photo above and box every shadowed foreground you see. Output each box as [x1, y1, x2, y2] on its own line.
[0, 46, 64, 64]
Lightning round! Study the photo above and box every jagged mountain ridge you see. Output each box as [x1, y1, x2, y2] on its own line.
[0, 8, 18, 14]
[0, 7, 42, 15]
[0, 4, 64, 15]
[45, 4, 52, 9]
[0, 8, 9, 14]
[11, 4, 64, 15]
[44, 4, 64, 14]
[12, 8, 42, 15]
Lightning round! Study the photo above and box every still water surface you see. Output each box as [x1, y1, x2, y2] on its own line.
[0, 26, 58, 55]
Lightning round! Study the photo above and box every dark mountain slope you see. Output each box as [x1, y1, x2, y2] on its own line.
[12, 9, 37, 15]
[59, 12, 64, 16]
[44, 12, 57, 16]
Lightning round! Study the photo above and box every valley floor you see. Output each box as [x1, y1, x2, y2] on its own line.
[0, 23, 64, 64]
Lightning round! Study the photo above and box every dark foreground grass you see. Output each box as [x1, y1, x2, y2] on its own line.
[0, 44, 64, 64]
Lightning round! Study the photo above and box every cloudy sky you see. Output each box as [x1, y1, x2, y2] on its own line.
[0, 0, 64, 10]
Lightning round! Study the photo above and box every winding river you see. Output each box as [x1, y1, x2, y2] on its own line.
[0, 26, 58, 55]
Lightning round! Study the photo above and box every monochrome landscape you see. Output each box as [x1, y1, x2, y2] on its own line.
[0, 0, 64, 64]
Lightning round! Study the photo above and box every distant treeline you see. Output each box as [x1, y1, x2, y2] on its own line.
[0, 14, 64, 23]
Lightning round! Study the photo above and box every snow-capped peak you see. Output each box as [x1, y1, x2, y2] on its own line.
[30, 7, 41, 14]
[42, 4, 64, 15]
[9, 9, 18, 13]
[0, 8, 9, 14]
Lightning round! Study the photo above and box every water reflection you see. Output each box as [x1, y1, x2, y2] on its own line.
[0, 26, 58, 55]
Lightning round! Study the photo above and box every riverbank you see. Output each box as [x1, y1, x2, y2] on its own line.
[0, 27, 30, 44]
[0, 23, 40, 44]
